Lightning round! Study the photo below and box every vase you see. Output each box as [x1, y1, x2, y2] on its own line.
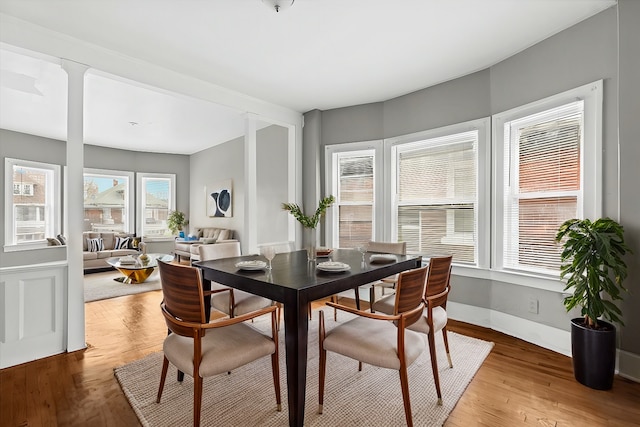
[179, 231, 185, 238]
[305, 227, 317, 262]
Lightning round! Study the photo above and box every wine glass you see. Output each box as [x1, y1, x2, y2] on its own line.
[356, 242, 368, 262]
[262, 245, 276, 270]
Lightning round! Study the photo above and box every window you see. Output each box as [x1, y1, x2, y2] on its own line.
[326, 141, 384, 249]
[332, 150, 375, 248]
[137, 173, 176, 239]
[493, 80, 602, 276]
[391, 130, 480, 264]
[83, 169, 134, 233]
[5, 158, 60, 248]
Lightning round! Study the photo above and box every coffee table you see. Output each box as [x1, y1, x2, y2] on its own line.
[106, 253, 174, 284]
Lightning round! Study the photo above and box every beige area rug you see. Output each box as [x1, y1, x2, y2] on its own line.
[84, 270, 161, 302]
[115, 311, 494, 426]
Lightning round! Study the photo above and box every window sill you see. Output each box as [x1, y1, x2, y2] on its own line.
[4, 243, 66, 253]
[451, 264, 565, 293]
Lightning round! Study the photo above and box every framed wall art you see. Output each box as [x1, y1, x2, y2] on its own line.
[206, 180, 232, 217]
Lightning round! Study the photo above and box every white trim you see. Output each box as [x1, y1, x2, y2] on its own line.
[324, 140, 383, 248]
[136, 172, 176, 239]
[385, 117, 490, 267]
[618, 349, 640, 383]
[448, 301, 572, 356]
[83, 167, 135, 233]
[4, 157, 61, 250]
[492, 80, 603, 275]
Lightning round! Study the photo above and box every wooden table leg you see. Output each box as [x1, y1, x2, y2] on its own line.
[283, 296, 309, 427]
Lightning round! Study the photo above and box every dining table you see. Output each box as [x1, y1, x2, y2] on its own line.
[194, 248, 422, 427]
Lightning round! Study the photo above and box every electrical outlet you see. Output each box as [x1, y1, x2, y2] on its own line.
[527, 297, 539, 314]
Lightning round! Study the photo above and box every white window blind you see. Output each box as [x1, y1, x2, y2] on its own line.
[395, 131, 478, 263]
[335, 151, 374, 248]
[503, 101, 583, 273]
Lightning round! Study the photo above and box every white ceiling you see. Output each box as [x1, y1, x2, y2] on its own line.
[0, 0, 616, 155]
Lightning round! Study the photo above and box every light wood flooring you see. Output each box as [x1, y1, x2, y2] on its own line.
[1, 286, 639, 426]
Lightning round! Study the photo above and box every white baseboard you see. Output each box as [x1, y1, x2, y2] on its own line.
[448, 302, 640, 382]
[448, 301, 572, 356]
[618, 349, 640, 383]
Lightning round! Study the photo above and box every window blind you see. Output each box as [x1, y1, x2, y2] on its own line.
[395, 131, 478, 263]
[336, 154, 373, 248]
[503, 101, 583, 273]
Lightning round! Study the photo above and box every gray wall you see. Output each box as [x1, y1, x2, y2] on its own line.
[189, 125, 290, 251]
[0, 130, 68, 267]
[618, 0, 640, 356]
[0, 129, 190, 266]
[256, 125, 289, 245]
[189, 135, 245, 244]
[305, 5, 640, 354]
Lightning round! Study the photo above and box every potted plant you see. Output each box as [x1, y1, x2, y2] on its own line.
[282, 195, 335, 261]
[167, 210, 189, 237]
[555, 217, 632, 390]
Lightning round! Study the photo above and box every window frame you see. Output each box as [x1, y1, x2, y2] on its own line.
[83, 168, 134, 233]
[324, 140, 384, 248]
[136, 172, 176, 241]
[385, 118, 491, 267]
[4, 157, 61, 251]
[491, 80, 603, 278]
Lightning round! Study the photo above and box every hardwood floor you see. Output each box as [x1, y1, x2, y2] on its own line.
[1, 289, 638, 426]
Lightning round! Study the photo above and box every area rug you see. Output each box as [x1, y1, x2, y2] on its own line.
[115, 311, 494, 426]
[84, 270, 162, 302]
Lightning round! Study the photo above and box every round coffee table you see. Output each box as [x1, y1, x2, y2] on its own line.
[106, 253, 174, 284]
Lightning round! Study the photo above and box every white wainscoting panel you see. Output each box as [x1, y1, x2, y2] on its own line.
[0, 264, 67, 369]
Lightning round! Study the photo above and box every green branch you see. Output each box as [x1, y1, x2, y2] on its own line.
[282, 195, 335, 229]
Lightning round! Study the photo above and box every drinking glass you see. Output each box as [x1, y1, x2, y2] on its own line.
[262, 246, 276, 270]
[356, 243, 368, 262]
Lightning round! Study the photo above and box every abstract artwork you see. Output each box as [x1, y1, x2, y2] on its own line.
[207, 180, 232, 217]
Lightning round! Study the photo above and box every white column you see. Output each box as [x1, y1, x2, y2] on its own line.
[62, 59, 88, 352]
[244, 113, 258, 255]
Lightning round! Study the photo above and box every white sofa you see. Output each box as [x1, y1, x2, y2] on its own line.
[83, 231, 140, 272]
[174, 227, 236, 262]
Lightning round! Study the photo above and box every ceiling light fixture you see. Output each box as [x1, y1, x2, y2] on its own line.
[262, 0, 294, 13]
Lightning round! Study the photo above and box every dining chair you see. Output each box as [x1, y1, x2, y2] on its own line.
[331, 241, 407, 320]
[372, 255, 453, 405]
[156, 260, 281, 427]
[318, 266, 428, 427]
[198, 241, 275, 318]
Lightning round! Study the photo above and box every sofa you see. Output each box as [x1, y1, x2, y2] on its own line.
[174, 227, 236, 262]
[83, 231, 140, 272]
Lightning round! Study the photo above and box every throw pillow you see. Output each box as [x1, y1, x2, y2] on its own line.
[87, 237, 104, 252]
[56, 234, 67, 245]
[115, 236, 131, 249]
[129, 236, 142, 249]
[47, 237, 62, 246]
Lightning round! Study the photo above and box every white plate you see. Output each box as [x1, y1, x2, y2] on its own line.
[235, 260, 267, 270]
[370, 254, 397, 263]
[316, 261, 351, 273]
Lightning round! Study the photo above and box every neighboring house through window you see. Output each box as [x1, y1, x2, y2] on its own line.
[83, 168, 134, 233]
[4, 158, 60, 249]
[137, 173, 176, 240]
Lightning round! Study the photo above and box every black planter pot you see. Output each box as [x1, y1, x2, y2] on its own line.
[571, 318, 616, 390]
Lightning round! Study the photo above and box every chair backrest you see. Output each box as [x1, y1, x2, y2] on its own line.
[425, 255, 453, 307]
[258, 241, 294, 254]
[367, 241, 407, 255]
[393, 266, 428, 327]
[198, 241, 241, 261]
[158, 260, 206, 336]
